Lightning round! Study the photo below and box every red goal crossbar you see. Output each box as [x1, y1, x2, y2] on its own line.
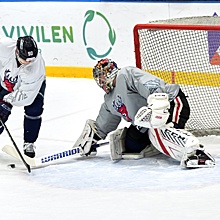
[133, 23, 220, 69]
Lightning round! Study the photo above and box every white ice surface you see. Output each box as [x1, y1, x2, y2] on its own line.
[0, 77, 220, 220]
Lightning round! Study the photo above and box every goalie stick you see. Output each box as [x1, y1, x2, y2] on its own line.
[2, 141, 109, 168]
[0, 119, 31, 173]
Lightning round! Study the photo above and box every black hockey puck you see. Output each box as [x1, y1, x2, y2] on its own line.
[8, 164, 16, 168]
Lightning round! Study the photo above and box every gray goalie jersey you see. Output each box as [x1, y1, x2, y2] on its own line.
[96, 66, 180, 139]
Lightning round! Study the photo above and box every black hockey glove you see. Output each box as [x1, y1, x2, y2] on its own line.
[0, 99, 12, 119]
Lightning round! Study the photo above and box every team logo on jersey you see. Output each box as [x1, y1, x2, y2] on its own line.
[3, 69, 18, 92]
[112, 95, 132, 122]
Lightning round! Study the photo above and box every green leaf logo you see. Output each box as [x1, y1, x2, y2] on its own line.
[83, 10, 116, 60]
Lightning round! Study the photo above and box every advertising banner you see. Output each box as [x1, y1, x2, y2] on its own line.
[0, 2, 219, 77]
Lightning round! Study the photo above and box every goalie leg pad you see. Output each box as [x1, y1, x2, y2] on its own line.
[109, 127, 127, 161]
[109, 127, 144, 160]
[110, 127, 160, 161]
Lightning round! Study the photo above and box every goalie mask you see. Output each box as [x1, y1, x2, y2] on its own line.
[93, 58, 119, 94]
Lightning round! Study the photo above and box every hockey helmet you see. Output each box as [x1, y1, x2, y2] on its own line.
[16, 36, 38, 61]
[93, 58, 119, 93]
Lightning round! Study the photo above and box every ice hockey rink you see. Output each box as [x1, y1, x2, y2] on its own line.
[0, 77, 220, 220]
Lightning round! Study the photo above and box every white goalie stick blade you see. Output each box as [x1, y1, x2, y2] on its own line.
[2, 142, 109, 168]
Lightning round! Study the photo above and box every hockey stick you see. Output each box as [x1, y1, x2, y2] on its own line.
[0, 118, 31, 173]
[2, 141, 109, 168]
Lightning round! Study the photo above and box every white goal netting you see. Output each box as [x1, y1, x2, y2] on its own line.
[134, 16, 220, 135]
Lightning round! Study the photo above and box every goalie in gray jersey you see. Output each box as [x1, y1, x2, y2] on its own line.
[73, 58, 215, 168]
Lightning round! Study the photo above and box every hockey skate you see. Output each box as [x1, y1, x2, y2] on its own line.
[23, 142, 36, 158]
[181, 145, 215, 168]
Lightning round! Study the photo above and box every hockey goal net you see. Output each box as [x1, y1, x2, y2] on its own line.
[133, 16, 220, 135]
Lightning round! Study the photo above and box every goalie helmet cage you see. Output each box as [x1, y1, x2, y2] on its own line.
[133, 16, 220, 136]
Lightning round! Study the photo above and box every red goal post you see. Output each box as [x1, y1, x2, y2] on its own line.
[133, 19, 220, 135]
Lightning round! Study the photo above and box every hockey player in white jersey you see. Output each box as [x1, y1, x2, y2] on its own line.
[0, 36, 46, 158]
[73, 58, 215, 168]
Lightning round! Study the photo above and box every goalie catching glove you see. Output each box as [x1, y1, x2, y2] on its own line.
[73, 119, 102, 156]
[134, 93, 170, 128]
